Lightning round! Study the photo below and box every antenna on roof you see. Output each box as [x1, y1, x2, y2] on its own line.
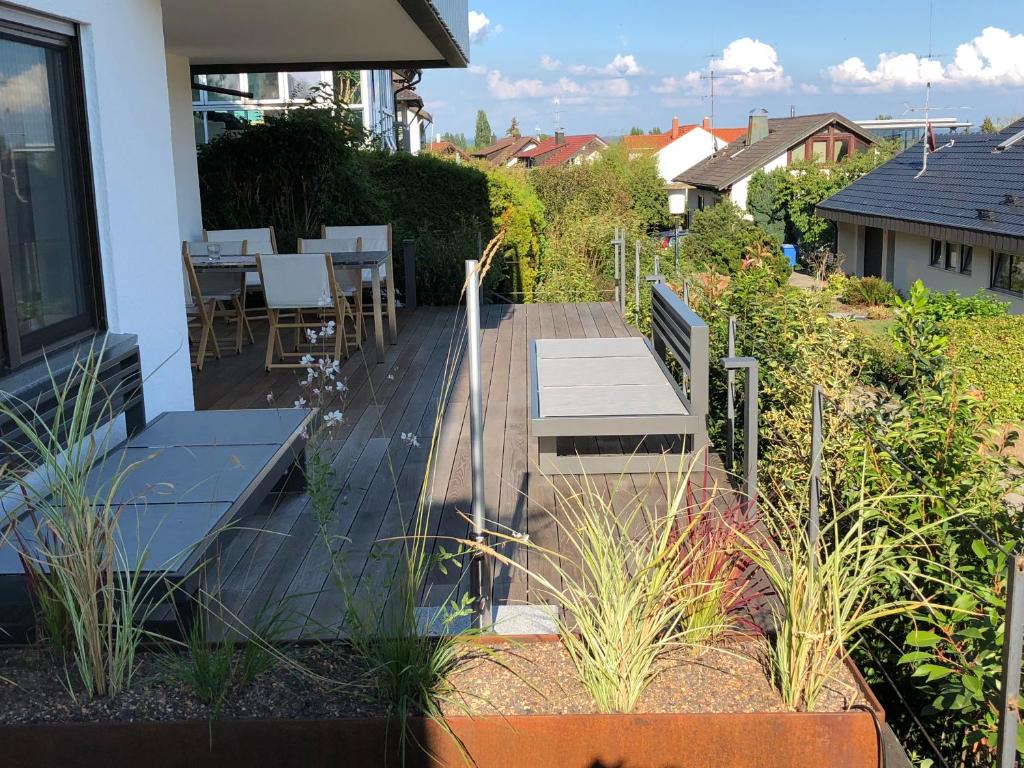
[553, 96, 562, 135]
[700, 67, 718, 156]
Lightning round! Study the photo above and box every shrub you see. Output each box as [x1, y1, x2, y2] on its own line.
[680, 201, 789, 279]
[919, 288, 1008, 323]
[842, 276, 896, 307]
[946, 315, 1024, 423]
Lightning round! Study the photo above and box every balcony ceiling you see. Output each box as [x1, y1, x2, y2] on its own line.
[163, 0, 467, 73]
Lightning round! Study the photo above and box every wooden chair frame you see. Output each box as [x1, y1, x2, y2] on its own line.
[256, 253, 349, 371]
[204, 226, 279, 344]
[321, 224, 393, 333]
[182, 247, 244, 370]
[296, 237, 365, 351]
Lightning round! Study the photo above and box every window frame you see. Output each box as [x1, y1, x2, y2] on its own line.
[0, 16, 104, 371]
[991, 252, 1024, 296]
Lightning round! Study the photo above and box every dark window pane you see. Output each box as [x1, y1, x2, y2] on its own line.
[205, 73, 241, 102]
[930, 240, 942, 266]
[960, 246, 973, 274]
[0, 31, 96, 357]
[945, 242, 956, 271]
[246, 73, 279, 101]
[992, 253, 1023, 294]
[1013, 255, 1024, 294]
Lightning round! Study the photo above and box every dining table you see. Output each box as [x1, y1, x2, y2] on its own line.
[191, 250, 397, 363]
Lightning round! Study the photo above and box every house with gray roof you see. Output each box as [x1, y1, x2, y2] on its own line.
[674, 111, 877, 216]
[817, 119, 1024, 313]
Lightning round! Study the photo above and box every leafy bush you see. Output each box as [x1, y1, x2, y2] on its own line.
[198, 110, 543, 305]
[842, 276, 897, 307]
[919, 287, 1008, 323]
[946, 315, 1024, 423]
[680, 201, 789, 280]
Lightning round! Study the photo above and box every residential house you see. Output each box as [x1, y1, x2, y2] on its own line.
[513, 132, 608, 168]
[624, 117, 746, 221]
[818, 119, 1024, 313]
[855, 117, 973, 151]
[675, 111, 878, 216]
[472, 135, 539, 167]
[426, 140, 472, 164]
[394, 71, 432, 154]
[0, 0, 468, 421]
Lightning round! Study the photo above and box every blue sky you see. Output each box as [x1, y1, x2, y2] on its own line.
[418, 1, 1024, 139]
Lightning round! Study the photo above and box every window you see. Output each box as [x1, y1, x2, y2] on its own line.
[833, 138, 850, 162]
[944, 242, 956, 271]
[811, 140, 828, 162]
[0, 17, 102, 369]
[697, 195, 705, 211]
[204, 73, 241, 102]
[930, 239, 942, 267]
[992, 252, 1024, 295]
[959, 246, 973, 275]
[245, 72, 280, 101]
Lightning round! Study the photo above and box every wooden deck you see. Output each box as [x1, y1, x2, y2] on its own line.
[191, 303, 719, 638]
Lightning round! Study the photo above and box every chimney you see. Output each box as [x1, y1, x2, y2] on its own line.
[702, 116, 711, 131]
[555, 130, 565, 145]
[747, 109, 769, 145]
[671, 116, 681, 139]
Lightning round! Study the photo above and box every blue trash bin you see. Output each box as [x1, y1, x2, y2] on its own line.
[782, 244, 798, 267]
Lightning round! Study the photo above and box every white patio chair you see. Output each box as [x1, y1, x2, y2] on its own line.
[184, 240, 248, 348]
[297, 236, 365, 348]
[321, 224, 392, 333]
[182, 248, 244, 369]
[205, 226, 278, 342]
[256, 253, 348, 371]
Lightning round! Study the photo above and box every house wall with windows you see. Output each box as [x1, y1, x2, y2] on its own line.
[0, 0, 194, 416]
[837, 222, 1024, 313]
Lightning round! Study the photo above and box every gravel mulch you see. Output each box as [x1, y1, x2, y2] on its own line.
[0, 637, 864, 725]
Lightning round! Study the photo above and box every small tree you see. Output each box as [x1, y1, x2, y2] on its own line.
[649, 127, 662, 135]
[681, 200, 787, 277]
[506, 117, 521, 138]
[474, 109, 494, 149]
[439, 131, 469, 149]
[980, 116, 997, 134]
[628, 126, 645, 135]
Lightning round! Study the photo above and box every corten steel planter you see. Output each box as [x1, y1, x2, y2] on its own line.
[1, 637, 885, 768]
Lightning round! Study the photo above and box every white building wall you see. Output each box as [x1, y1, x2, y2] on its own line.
[839, 223, 1024, 313]
[166, 52, 203, 241]
[23, 0, 194, 416]
[655, 128, 723, 183]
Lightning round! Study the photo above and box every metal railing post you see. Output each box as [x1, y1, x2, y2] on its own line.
[683, 279, 690, 306]
[674, 223, 681, 274]
[402, 240, 417, 310]
[998, 554, 1024, 768]
[726, 316, 737, 471]
[653, 251, 660, 279]
[465, 259, 489, 628]
[721, 356, 759, 516]
[809, 385, 823, 567]
[612, 228, 621, 308]
[634, 240, 641, 312]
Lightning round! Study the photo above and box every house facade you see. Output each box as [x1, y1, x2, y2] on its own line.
[818, 120, 1024, 313]
[513, 132, 607, 168]
[472, 135, 539, 167]
[0, 0, 468, 423]
[675, 111, 877, 216]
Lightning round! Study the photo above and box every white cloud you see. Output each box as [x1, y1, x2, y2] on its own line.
[652, 38, 790, 95]
[800, 83, 821, 95]
[468, 11, 502, 44]
[0, 62, 50, 111]
[468, 64, 487, 76]
[825, 27, 1024, 92]
[485, 70, 631, 103]
[567, 53, 645, 77]
[540, 55, 562, 71]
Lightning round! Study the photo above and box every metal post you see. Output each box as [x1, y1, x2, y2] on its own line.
[721, 356, 759, 516]
[673, 222, 681, 274]
[612, 228, 621, 307]
[998, 555, 1024, 768]
[683, 280, 690, 306]
[725, 316, 737, 471]
[653, 251, 660, 278]
[809, 385, 823, 561]
[402, 240, 417, 310]
[634, 240, 641, 311]
[465, 259, 489, 628]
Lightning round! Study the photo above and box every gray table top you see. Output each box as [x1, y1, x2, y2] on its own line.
[191, 251, 389, 271]
[533, 337, 687, 419]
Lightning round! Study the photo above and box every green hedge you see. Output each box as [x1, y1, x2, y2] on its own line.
[946, 315, 1024, 423]
[197, 111, 504, 304]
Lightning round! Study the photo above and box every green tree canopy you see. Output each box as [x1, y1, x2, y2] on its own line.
[474, 109, 494, 149]
[980, 116, 997, 134]
[506, 117, 521, 138]
[628, 126, 645, 135]
[439, 131, 468, 149]
[680, 200, 788, 277]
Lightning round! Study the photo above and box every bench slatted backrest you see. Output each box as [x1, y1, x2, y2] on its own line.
[650, 283, 709, 420]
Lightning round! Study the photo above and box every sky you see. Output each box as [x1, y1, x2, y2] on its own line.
[417, 1, 1024, 140]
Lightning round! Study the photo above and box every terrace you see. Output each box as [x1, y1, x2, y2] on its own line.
[189, 300, 728, 637]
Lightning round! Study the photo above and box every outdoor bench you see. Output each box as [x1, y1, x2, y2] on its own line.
[0, 334, 311, 636]
[530, 283, 709, 474]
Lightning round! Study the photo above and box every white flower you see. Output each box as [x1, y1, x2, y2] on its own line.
[335, 381, 349, 393]
[312, 388, 320, 396]
[323, 321, 336, 338]
[401, 432, 421, 448]
[300, 354, 315, 366]
[512, 530, 531, 544]
[324, 410, 344, 426]
[266, 393, 275, 404]
[387, 374, 395, 381]
[305, 329, 318, 344]
[293, 397, 307, 408]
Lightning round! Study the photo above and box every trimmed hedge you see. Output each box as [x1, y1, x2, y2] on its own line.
[946, 315, 1024, 423]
